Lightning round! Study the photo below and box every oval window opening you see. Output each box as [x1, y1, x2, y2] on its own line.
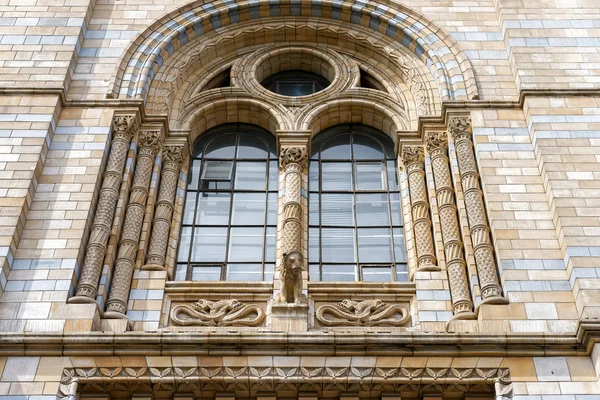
[261, 70, 330, 96]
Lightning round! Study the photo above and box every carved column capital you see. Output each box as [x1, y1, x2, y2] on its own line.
[112, 114, 137, 141]
[280, 146, 308, 170]
[448, 116, 472, 141]
[163, 144, 187, 167]
[137, 128, 163, 156]
[401, 145, 425, 166]
[426, 131, 448, 153]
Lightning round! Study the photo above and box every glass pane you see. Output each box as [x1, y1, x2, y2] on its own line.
[188, 160, 201, 190]
[177, 227, 192, 262]
[396, 264, 408, 282]
[353, 133, 383, 160]
[267, 193, 277, 226]
[393, 228, 407, 263]
[362, 266, 392, 282]
[322, 162, 352, 191]
[264, 264, 275, 281]
[355, 162, 385, 190]
[228, 227, 264, 262]
[227, 264, 263, 281]
[309, 227, 320, 262]
[268, 160, 278, 191]
[357, 228, 393, 263]
[309, 264, 320, 281]
[387, 160, 399, 191]
[204, 133, 236, 158]
[202, 160, 233, 180]
[309, 193, 319, 225]
[356, 193, 389, 226]
[321, 134, 351, 159]
[182, 193, 196, 225]
[309, 161, 319, 192]
[191, 265, 222, 281]
[191, 227, 227, 262]
[322, 228, 356, 263]
[174, 264, 187, 281]
[322, 264, 356, 281]
[237, 133, 268, 159]
[196, 192, 231, 225]
[390, 193, 402, 226]
[235, 161, 266, 190]
[232, 192, 266, 225]
[265, 227, 276, 263]
[278, 82, 314, 96]
[321, 193, 353, 226]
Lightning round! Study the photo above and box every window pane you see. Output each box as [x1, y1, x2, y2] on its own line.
[321, 134, 351, 159]
[264, 264, 275, 281]
[387, 160, 398, 191]
[231, 192, 266, 225]
[175, 264, 187, 281]
[393, 228, 407, 263]
[356, 193, 389, 226]
[201, 161, 233, 190]
[188, 160, 201, 190]
[321, 193, 353, 226]
[390, 192, 402, 226]
[265, 227, 276, 263]
[309, 161, 319, 192]
[322, 228, 356, 263]
[322, 162, 352, 191]
[267, 193, 277, 225]
[191, 265, 222, 281]
[177, 227, 192, 262]
[182, 193, 196, 225]
[396, 263, 408, 282]
[309, 264, 320, 281]
[355, 162, 385, 190]
[204, 133, 236, 158]
[228, 227, 264, 262]
[353, 133, 383, 160]
[227, 264, 263, 281]
[309, 192, 319, 225]
[357, 228, 393, 263]
[362, 266, 392, 282]
[268, 160, 278, 191]
[237, 134, 268, 159]
[309, 227, 320, 262]
[191, 227, 227, 262]
[196, 192, 231, 225]
[322, 264, 356, 281]
[235, 161, 266, 190]
[278, 82, 315, 96]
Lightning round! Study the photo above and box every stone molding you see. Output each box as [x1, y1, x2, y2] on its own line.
[448, 116, 508, 307]
[170, 299, 265, 327]
[401, 145, 439, 272]
[426, 131, 475, 320]
[316, 299, 410, 327]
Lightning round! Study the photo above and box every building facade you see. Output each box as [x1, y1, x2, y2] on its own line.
[0, 0, 599, 399]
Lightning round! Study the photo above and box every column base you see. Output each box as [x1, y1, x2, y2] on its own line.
[141, 263, 166, 271]
[67, 295, 99, 305]
[475, 295, 509, 316]
[416, 265, 441, 272]
[268, 301, 309, 332]
[101, 311, 133, 332]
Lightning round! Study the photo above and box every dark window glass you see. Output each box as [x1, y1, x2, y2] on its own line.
[261, 70, 330, 96]
[176, 124, 277, 281]
[309, 124, 408, 282]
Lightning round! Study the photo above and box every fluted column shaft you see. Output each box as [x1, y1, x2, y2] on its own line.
[143, 144, 186, 272]
[105, 129, 162, 316]
[427, 132, 475, 319]
[449, 116, 507, 305]
[401, 146, 439, 272]
[70, 114, 136, 303]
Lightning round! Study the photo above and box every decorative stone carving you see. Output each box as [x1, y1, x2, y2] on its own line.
[449, 116, 508, 306]
[143, 143, 187, 271]
[276, 145, 308, 304]
[105, 128, 162, 317]
[316, 299, 409, 327]
[170, 299, 265, 326]
[427, 131, 475, 319]
[69, 114, 137, 303]
[401, 145, 439, 272]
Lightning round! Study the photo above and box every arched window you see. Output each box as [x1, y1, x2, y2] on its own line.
[308, 124, 407, 282]
[176, 124, 278, 281]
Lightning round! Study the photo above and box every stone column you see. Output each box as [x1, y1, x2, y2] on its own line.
[104, 127, 163, 318]
[69, 113, 137, 304]
[427, 131, 475, 320]
[449, 116, 507, 306]
[401, 145, 439, 272]
[142, 140, 187, 273]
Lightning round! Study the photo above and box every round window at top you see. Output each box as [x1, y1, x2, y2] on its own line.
[261, 70, 331, 97]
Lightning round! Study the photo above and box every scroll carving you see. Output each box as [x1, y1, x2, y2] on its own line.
[170, 299, 265, 326]
[316, 299, 409, 327]
[449, 116, 507, 305]
[401, 145, 438, 272]
[427, 131, 475, 319]
[70, 114, 137, 303]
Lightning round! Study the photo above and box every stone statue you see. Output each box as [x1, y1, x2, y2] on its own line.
[275, 251, 306, 304]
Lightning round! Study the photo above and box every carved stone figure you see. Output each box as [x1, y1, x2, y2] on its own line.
[316, 299, 409, 327]
[170, 299, 265, 326]
[276, 251, 305, 304]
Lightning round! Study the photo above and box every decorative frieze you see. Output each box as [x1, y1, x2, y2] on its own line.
[170, 299, 265, 327]
[401, 145, 439, 272]
[105, 127, 163, 317]
[69, 113, 137, 304]
[143, 141, 187, 272]
[316, 299, 409, 326]
[449, 116, 507, 306]
[426, 131, 475, 319]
